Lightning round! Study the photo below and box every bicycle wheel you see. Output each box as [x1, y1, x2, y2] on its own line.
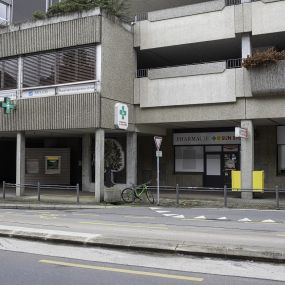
[146, 189, 154, 204]
[121, 188, 134, 203]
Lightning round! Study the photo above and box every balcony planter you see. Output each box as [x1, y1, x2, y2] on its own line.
[250, 60, 285, 96]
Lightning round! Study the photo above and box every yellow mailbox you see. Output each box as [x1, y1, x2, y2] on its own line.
[253, 171, 264, 193]
[232, 170, 241, 192]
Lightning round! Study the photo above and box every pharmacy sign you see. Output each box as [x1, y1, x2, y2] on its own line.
[114, 103, 128, 130]
[1, 97, 15, 114]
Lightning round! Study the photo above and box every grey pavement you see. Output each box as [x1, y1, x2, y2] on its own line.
[0, 207, 285, 262]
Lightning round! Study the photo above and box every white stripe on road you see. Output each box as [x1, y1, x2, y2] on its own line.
[163, 214, 179, 217]
[194, 216, 206, 220]
[261, 219, 276, 223]
[217, 217, 228, 220]
[156, 211, 170, 214]
[172, 215, 185, 219]
[238, 218, 252, 222]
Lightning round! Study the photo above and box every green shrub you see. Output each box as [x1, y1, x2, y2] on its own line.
[32, 10, 46, 20]
[243, 48, 285, 69]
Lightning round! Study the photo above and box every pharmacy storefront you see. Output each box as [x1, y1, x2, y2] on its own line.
[174, 130, 241, 188]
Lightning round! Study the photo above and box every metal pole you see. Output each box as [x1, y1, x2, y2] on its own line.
[176, 184, 179, 206]
[275, 185, 280, 210]
[76, 183, 80, 204]
[3, 181, 5, 200]
[157, 156, 160, 206]
[224, 185, 227, 208]
[37, 181, 40, 202]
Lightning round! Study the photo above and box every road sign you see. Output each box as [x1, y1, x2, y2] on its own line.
[156, 151, 162, 157]
[154, 136, 162, 150]
[235, 127, 248, 139]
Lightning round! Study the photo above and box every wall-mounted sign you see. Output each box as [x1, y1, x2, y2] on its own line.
[1, 97, 15, 114]
[45, 156, 61, 175]
[0, 90, 17, 101]
[173, 132, 240, 146]
[235, 127, 248, 139]
[57, 83, 96, 95]
[114, 103, 128, 130]
[22, 88, 56, 98]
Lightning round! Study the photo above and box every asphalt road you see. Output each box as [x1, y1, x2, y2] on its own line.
[0, 207, 284, 250]
[0, 238, 284, 285]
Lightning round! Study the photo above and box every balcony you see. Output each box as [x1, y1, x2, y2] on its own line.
[134, 59, 247, 108]
[134, 0, 237, 50]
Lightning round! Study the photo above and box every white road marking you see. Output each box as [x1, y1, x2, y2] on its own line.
[194, 216, 206, 220]
[172, 215, 185, 219]
[217, 217, 228, 220]
[163, 214, 179, 217]
[238, 218, 252, 222]
[261, 219, 276, 223]
[149, 207, 161, 210]
[156, 211, 170, 214]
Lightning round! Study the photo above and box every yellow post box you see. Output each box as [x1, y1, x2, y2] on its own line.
[232, 170, 241, 192]
[253, 171, 264, 193]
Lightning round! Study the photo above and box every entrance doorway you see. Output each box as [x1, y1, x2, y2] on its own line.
[204, 145, 240, 188]
[0, 140, 16, 183]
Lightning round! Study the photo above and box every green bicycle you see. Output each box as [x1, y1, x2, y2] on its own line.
[121, 181, 154, 204]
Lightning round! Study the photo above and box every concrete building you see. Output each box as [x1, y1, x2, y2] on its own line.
[1, 0, 285, 201]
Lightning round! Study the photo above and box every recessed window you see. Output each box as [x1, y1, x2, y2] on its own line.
[175, 146, 204, 173]
[0, 3, 7, 21]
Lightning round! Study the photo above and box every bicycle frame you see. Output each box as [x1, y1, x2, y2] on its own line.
[134, 184, 148, 199]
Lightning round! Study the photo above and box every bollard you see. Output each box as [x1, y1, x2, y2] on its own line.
[3, 181, 5, 200]
[76, 183, 80, 204]
[275, 185, 280, 210]
[176, 184, 180, 206]
[37, 181, 40, 202]
[224, 185, 227, 208]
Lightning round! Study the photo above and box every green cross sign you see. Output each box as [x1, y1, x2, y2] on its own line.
[120, 106, 127, 120]
[1, 97, 15, 114]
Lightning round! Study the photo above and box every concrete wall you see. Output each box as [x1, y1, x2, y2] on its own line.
[252, 0, 285, 36]
[135, 62, 250, 108]
[0, 93, 98, 131]
[0, 10, 101, 58]
[101, 16, 136, 129]
[135, 2, 236, 49]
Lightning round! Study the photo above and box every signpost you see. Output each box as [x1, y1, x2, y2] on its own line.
[154, 136, 163, 205]
[235, 127, 248, 139]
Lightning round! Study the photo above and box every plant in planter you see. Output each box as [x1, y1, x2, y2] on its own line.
[104, 139, 125, 187]
[243, 48, 285, 69]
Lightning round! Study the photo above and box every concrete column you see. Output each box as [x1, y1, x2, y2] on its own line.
[126, 132, 137, 186]
[241, 120, 254, 199]
[82, 134, 92, 192]
[95, 129, 104, 202]
[242, 33, 252, 58]
[16, 132, 25, 196]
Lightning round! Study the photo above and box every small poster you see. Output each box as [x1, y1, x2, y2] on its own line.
[45, 156, 61, 174]
[26, 159, 40, 174]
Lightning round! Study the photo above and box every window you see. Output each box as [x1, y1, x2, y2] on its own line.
[278, 145, 285, 174]
[175, 146, 204, 173]
[0, 2, 7, 21]
[23, 45, 96, 88]
[0, 58, 18, 90]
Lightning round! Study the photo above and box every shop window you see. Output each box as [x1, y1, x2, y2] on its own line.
[23, 45, 96, 88]
[278, 145, 285, 174]
[175, 146, 204, 173]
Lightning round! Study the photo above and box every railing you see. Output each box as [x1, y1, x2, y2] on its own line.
[225, 0, 242, 6]
[147, 185, 284, 209]
[2, 181, 80, 204]
[136, 59, 243, 78]
[134, 13, 148, 22]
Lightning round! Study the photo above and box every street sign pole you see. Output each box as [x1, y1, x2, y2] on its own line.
[154, 137, 162, 206]
[157, 155, 160, 206]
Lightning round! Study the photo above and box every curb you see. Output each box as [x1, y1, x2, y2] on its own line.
[0, 226, 284, 263]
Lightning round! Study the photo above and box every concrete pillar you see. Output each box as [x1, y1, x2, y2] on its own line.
[82, 134, 92, 192]
[95, 129, 104, 202]
[241, 120, 254, 199]
[16, 132, 25, 196]
[242, 33, 252, 58]
[126, 132, 137, 186]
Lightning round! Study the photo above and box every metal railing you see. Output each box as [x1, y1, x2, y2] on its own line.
[136, 59, 243, 78]
[134, 13, 148, 22]
[147, 185, 285, 210]
[2, 181, 80, 204]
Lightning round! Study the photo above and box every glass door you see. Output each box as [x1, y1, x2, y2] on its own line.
[204, 153, 223, 188]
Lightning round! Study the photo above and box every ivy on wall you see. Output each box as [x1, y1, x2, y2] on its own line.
[33, 0, 129, 20]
